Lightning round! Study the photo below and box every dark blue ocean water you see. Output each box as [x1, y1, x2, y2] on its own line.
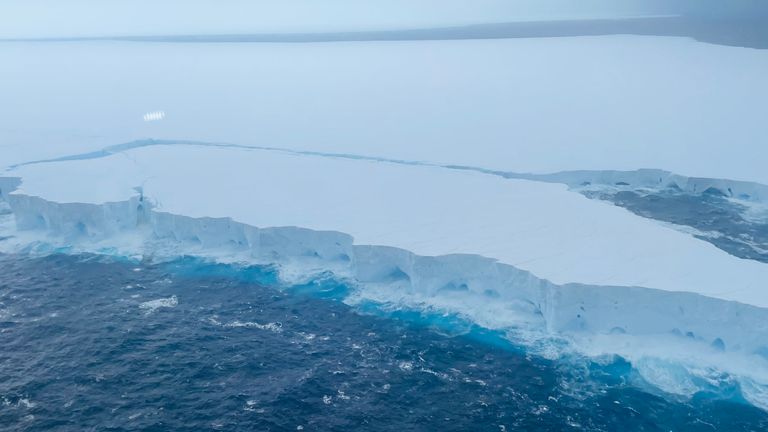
[1, 253, 766, 431]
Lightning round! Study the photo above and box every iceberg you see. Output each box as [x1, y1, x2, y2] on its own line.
[2, 142, 768, 407]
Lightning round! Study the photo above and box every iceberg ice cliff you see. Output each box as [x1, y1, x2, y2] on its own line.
[2, 142, 768, 407]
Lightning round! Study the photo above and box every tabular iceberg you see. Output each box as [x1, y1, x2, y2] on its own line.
[2, 10, 768, 420]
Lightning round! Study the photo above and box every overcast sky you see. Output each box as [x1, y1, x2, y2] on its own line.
[0, 0, 765, 38]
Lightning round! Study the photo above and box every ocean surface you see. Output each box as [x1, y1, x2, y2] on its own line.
[1, 252, 767, 431]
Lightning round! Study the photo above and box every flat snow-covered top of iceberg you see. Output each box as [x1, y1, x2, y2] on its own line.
[2, 35, 767, 184]
[10, 144, 768, 308]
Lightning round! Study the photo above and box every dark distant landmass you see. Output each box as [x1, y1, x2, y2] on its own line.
[2, 16, 767, 49]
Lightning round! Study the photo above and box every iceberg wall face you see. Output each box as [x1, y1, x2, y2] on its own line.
[7, 193, 146, 238]
[549, 283, 768, 351]
[3, 176, 768, 361]
[149, 211, 354, 263]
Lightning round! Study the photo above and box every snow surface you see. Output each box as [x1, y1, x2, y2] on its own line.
[8, 144, 768, 308]
[2, 36, 768, 184]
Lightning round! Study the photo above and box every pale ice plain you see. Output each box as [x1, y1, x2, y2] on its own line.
[2, 4, 768, 424]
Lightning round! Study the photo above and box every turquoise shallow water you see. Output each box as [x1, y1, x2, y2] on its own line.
[1, 253, 766, 431]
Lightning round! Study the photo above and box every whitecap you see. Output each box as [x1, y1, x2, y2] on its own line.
[138, 295, 178, 313]
[740, 379, 768, 412]
[222, 320, 282, 333]
[634, 357, 699, 397]
[398, 361, 414, 372]
[297, 332, 316, 341]
[17, 398, 36, 409]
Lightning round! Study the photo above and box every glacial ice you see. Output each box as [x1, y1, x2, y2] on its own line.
[2, 141, 768, 408]
[7, 143, 768, 302]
